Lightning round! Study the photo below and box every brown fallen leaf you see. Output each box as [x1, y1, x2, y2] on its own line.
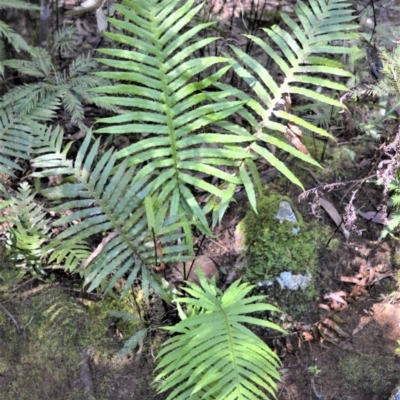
[318, 198, 350, 239]
[302, 331, 314, 342]
[285, 124, 310, 155]
[359, 211, 387, 224]
[83, 231, 118, 269]
[321, 318, 350, 338]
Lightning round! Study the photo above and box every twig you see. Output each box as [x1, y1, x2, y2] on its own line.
[0, 302, 19, 331]
[0, 277, 35, 293]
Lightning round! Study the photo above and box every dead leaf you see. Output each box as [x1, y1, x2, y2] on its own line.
[321, 318, 350, 338]
[302, 331, 314, 341]
[154, 241, 165, 271]
[285, 124, 310, 155]
[318, 198, 350, 239]
[330, 313, 347, 324]
[324, 291, 348, 304]
[83, 231, 118, 269]
[318, 324, 340, 344]
[359, 211, 387, 224]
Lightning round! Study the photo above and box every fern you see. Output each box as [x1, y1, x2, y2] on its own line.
[3, 182, 50, 275]
[2, 48, 113, 123]
[89, 0, 357, 229]
[0, 106, 33, 185]
[31, 128, 194, 296]
[218, 0, 358, 181]
[154, 269, 285, 400]
[108, 309, 148, 359]
[89, 0, 257, 229]
[0, 0, 38, 56]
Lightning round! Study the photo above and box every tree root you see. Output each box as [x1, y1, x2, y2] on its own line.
[80, 349, 94, 400]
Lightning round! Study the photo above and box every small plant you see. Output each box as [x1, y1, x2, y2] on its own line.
[396, 339, 400, 354]
[154, 269, 285, 400]
[308, 365, 321, 376]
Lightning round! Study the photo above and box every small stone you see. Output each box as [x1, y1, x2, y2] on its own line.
[276, 271, 312, 290]
[274, 201, 300, 234]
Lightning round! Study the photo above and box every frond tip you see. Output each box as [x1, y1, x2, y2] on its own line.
[154, 269, 285, 400]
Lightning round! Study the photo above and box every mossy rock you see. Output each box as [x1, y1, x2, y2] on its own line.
[338, 353, 398, 397]
[239, 191, 329, 318]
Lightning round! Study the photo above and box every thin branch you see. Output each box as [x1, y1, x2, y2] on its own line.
[0, 302, 20, 331]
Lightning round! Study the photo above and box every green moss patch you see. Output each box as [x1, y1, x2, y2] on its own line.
[240, 191, 329, 317]
[338, 353, 397, 397]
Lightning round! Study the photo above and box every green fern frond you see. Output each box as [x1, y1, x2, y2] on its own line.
[5, 182, 51, 274]
[0, 0, 39, 10]
[154, 270, 285, 400]
[108, 309, 148, 359]
[221, 0, 358, 186]
[0, 20, 30, 52]
[0, 0, 37, 55]
[89, 0, 258, 228]
[31, 128, 194, 295]
[0, 106, 32, 178]
[3, 49, 113, 122]
[52, 25, 77, 55]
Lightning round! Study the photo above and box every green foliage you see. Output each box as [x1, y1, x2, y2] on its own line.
[90, 0, 256, 229]
[216, 0, 357, 188]
[0, 0, 38, 69]
[108, 309, 148, 357]
[0, 0, 359, 297]
[0, 1, 373, 398]
[0, 106, 33, 192]
[2, 182, 50, 275]
[103, 289, 165, 360]
[2, 46, 112, 123]
[154, 270, 285, 400]
[31, 128, 194, 296]
[90, 0, 356, 229]
[381, 174, 400, 239]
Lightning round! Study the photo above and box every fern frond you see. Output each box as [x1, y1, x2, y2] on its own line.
[52, 25, 77, 55]
[222, 0, 358, 187]
[3, 50, 113, 123]
[90, 0, 258, 228]
[0, 0, 39, 10]
[4, 47, 52, 77]
[154, 271, 285, 400]
[0, 20, 30, 52]
[0, 106, 32, 178]
[107, 309, 148, 359]
[31, 128, 194, 295]
[6, 182, 51, 274]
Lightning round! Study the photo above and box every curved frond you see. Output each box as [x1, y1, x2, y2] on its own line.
[90, 0, 256, 228]
[0, 0, 39, 10]
[6, 182, 50, 274]
[223, 0, 358, 187]
[0, 106, 32, 178]
[154, 272, 285, 400]
[31, 129, 194, 294]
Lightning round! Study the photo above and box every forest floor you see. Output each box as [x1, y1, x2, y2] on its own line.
[2, 0, 400, 399]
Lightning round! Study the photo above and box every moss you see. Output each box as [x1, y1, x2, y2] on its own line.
[337, 353, 398, 396]
[240, 191, 329, 317]
[0, 287, 118, 399]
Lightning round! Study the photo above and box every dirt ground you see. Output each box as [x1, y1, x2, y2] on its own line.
[2, 0, 400, 399]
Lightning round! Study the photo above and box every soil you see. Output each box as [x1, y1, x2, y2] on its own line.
[2, 0, 400, 399]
